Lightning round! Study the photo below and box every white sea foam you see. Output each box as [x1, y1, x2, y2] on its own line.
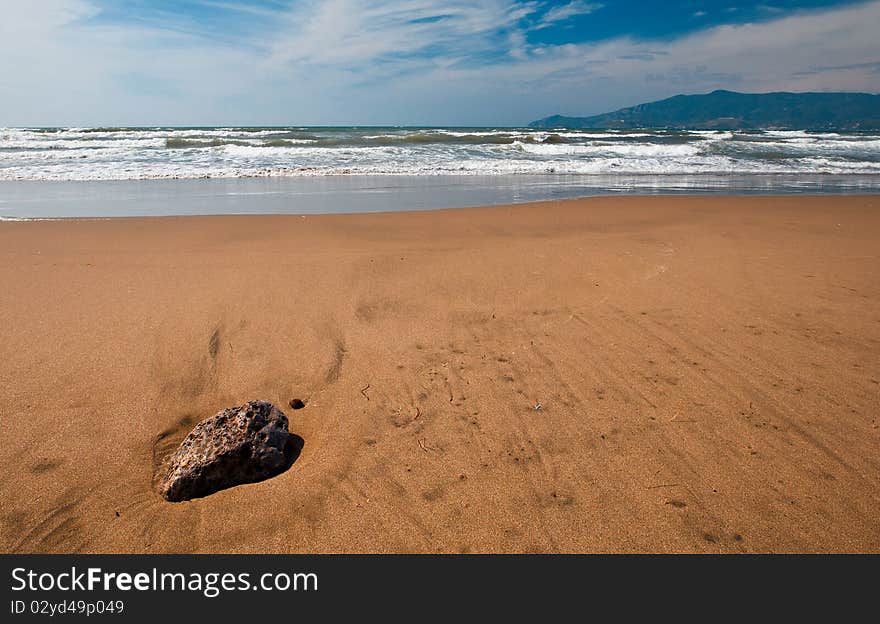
[512, 141, 702, 157]
[0, 215, 61, 221]
[0, 126, 878, 181]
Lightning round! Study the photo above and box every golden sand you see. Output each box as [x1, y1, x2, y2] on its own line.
[1, 195, 878, 553]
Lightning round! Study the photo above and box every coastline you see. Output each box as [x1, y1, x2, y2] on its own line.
[1, 195, 879, 553]
[3, 175, 880, 220]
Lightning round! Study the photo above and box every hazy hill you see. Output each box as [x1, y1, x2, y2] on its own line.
[529, 90, 880, 130]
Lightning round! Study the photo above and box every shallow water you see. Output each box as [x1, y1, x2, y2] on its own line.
[2, 126, 879, 217]
[1, 174, 878, 219]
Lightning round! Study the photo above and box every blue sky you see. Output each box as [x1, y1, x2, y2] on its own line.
[1, 0, 878, 125]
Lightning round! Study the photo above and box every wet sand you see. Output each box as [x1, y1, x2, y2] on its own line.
[1, 195, 878, 553]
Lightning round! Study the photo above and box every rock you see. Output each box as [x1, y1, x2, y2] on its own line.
[289, 398, 305, 410]
[541, 133, 568, 144]
[160, 400, 294, 502]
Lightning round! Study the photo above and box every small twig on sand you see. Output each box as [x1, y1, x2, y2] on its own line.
[360, 384, 371, 401]
[414, 407, 421, 420]
[418, 439, 437, 453]
[645, 483, 680, 489]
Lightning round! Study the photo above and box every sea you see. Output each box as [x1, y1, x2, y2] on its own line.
[1, 126, 879, 218]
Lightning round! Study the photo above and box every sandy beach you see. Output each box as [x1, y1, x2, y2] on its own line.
[1, 194, 878, 553]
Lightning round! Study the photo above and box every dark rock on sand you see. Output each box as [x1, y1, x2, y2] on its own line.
[289, 398, 305, 410]
[160, 400, 295, 502]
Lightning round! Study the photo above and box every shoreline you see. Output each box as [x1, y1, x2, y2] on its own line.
[1, 191, 879, 222]
[3, 175, 880, 219]
[1, 194, 878, 553]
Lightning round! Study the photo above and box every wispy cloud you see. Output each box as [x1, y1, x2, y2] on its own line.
[535, 1, 603, 29]
[1, 0, 878, 126]
[191, 1, 284, 19]
[267, 1, 537, 69]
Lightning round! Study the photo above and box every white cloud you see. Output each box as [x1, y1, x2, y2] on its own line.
[267, 0, 536, 68]
[397, 0, 880, 121]
[536, 1, 603, 28]
[0, 0, 878, 126]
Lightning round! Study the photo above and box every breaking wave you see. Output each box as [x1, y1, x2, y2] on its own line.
[1, 126, 879, 181]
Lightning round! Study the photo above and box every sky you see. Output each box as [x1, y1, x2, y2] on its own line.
[0, 0, 878, 126]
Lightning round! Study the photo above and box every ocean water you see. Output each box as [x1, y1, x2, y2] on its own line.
[1, 126, 879, 217]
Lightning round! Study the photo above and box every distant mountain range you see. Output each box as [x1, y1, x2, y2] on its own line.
[529, 90, 880, 130]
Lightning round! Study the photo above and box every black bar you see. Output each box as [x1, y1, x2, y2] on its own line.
[1, 554, 875, 619]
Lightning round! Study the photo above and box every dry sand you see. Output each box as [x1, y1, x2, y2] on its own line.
[1, 195, 878, 553]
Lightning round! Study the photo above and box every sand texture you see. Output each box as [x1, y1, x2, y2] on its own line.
[1, 195, 878, 553]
